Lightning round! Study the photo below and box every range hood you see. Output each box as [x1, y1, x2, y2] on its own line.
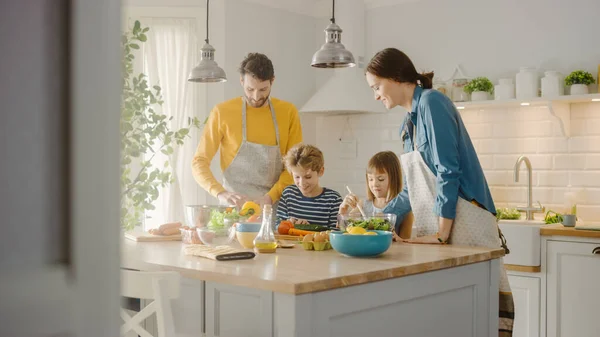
[301, 0, 387, 115]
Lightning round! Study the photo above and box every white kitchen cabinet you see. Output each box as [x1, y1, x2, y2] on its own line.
[507, 274, 540, 337]
[205, 281, 273, 337]
[546, 240, 600, 337]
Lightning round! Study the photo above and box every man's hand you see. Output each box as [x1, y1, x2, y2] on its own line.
[217, 191, 246, 209]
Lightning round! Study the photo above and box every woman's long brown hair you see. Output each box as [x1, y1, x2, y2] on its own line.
[367, 48, 433, 89]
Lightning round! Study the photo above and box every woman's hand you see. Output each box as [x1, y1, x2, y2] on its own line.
[339, 193, 359, 214]
[392, 232, 407, 242]
[289, 217, 309, 225]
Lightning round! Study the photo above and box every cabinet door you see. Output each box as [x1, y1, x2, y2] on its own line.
[547, 240, 600, 337]
[507, 275, 540, 337]
[0, 1, 121, 337]
[205, 282, 273, 337]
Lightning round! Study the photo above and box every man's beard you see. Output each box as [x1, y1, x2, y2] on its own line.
[245, 95, 269, 108]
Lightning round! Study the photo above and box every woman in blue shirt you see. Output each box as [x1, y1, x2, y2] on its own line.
[365, 48, 514, 336]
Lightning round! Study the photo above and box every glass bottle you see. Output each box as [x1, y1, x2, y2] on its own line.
[253, 204, 277, 253]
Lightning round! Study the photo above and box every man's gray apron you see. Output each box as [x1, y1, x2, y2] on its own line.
[401, 124, 514, 336]
[221, 97, 283, 215]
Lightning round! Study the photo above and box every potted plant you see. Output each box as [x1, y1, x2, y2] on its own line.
[121, 20, 202, 231]
[464, 77, 494, 101]
[565, 70, 595, 95]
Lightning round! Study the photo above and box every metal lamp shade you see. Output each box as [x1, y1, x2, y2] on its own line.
[311, 22, 355, 68]
[188, 43, 227, 83]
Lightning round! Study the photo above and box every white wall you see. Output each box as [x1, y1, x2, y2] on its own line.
[366, 0, 600, 82]
[313, 0, 600, 223]
[223, 0, 317, 108]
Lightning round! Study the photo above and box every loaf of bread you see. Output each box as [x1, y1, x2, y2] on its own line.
[148, 222, 182, 236]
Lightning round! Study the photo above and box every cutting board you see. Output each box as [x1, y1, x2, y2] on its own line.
[124, 231, 182, 242]
[575, 225, 600, 231]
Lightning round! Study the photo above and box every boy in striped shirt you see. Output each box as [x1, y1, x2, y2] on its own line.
[276, 143, 343, 228]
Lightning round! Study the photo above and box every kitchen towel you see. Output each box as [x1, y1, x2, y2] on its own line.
[184, 245, 255, 261]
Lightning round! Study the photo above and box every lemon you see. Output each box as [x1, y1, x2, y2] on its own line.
[348, 227, 367, 235]
[363, 232, 377, 236]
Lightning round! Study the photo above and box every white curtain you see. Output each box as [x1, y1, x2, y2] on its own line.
[141, 18, 206, 229]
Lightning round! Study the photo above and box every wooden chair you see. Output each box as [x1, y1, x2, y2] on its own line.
[120, 270, 181, 337]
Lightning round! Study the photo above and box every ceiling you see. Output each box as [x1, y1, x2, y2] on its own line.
[124, 0, 421, 17]
[243, 0, 421, 16]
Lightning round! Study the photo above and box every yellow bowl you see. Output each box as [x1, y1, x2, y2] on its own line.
[236, 231, 258, 249]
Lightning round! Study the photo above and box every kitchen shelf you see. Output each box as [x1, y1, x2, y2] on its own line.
[454, 93, 600, 138]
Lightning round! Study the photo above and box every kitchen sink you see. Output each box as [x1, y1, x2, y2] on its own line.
[498, 220, 545, 266]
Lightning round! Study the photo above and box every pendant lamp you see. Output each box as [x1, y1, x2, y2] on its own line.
[188, 0, 227, 82]
[311, 0, 356, 68]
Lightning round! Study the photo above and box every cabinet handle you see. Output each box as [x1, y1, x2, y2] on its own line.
[593, 247, 600, 255]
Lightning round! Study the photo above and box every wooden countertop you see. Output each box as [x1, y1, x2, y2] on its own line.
[121, 240, 504, 295]
[540, 225, 600, 239]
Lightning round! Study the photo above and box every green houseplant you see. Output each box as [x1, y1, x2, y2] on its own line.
[464, 77, 494, 101]
[565, 70, 595, 95]
[121, 20, 201, 230]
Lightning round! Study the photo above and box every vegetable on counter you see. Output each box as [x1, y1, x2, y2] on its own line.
[277, 221, 330, 235]
[288, 228, 318, 237]
[544, 210, 563, 224]
[240, 201, 261, 216]
[496, 208, 522, 220]
[278, 220, 294, 235]
[293, 224, 330, 232]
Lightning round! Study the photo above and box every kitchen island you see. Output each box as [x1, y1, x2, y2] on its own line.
[121, 240, 505, 337]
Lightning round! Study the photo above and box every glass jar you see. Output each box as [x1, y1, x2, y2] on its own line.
[452, 78, 469, 102]
[433, 79, 449, 97]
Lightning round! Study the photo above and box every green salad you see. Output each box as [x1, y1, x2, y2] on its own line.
[496, 208, 521, 220]
[208, 209, 243, 231]
[347, 218, 391, 231]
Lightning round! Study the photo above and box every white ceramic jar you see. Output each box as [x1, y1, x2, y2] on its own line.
[494, 78, 515, 100]
[541, 71, 563, 98]
[516, 67, 539, 99]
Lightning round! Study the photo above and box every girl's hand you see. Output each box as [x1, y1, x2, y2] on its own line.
[339, 193, 359, 214]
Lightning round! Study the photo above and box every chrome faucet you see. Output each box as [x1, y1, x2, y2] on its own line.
[513, 155, 545, 220]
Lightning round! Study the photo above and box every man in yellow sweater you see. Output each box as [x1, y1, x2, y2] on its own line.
[192, 53, 303, 208]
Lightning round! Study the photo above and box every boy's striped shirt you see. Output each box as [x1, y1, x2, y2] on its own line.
[276, 185, 342, 227]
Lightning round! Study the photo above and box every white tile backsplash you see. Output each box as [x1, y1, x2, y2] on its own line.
[586, 155, 600, 169]
[313, 101, 600, 221]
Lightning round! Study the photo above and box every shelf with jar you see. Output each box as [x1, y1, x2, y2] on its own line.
[453, 93, 600, 138]
[441, 66, 599, 138]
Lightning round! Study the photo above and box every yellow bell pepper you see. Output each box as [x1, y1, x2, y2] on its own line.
[240, 201, 261, 217]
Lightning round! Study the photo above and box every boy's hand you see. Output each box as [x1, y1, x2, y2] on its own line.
[339, 193, 359, 214]
[289, 217, 309, 225]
